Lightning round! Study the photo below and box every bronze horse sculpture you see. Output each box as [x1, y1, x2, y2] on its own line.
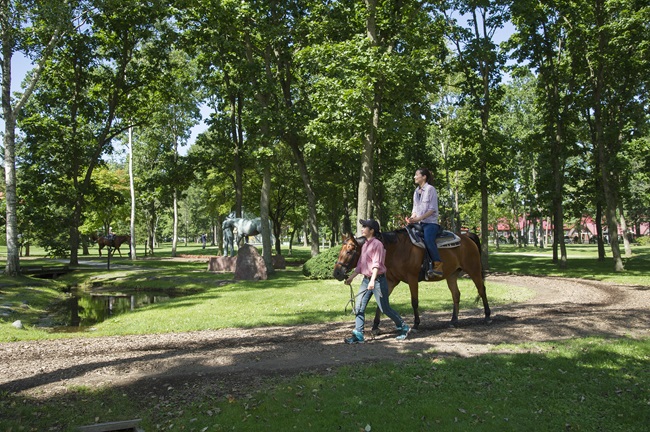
[333, 229, 491, 331]
[97, 235, 131, 257]
[222, 216, 273, 247]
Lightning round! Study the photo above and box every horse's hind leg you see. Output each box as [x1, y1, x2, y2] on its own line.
[468, 269, 491, 323]
[446, 273, 461, 327]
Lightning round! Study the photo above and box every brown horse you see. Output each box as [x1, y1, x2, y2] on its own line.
[332, 229, 491, 331]
[97, 235, 131, 257]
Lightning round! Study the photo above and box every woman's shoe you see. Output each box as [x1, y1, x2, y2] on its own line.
[344, 330, 364, 344]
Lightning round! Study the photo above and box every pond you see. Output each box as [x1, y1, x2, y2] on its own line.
[50, 289, 178, 331]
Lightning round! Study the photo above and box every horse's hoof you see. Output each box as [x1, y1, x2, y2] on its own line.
[485, 318, 493, 325]
[371, 328, 381, 336]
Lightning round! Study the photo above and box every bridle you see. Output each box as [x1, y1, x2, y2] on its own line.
[335, 237, 362, 274]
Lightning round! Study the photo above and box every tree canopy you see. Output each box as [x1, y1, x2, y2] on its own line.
[2, 0, 648, 273]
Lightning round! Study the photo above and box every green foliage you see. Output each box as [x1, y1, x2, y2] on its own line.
[301, 246, 341, 279]
[636, 236, 650, 246]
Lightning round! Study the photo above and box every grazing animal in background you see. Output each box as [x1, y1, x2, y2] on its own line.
[333, 229, 490, 331]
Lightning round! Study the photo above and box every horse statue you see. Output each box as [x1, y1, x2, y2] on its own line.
[223, 216, 271, 246]
[332, 228, 491, 332]
[97, 235, 131, 257]
[222, 220, 235, 256]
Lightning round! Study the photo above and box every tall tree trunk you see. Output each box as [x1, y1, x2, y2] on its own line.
[260, 163, 274, 274]
[172, 189, 178, 257]
[619, 204, 631, 257]
[357, 0, 382, 236]
[129, 126, 137, 260]
[1, 17, 59, 275]
[69, 200, 82, 265]
[171, 132, 179, 257]
[593, 0, 624, 271]
[147, 201, 156, 256]
[286, 135, 320, 257]
[229, 89, 243, 218]
[2, 104, 20, 275]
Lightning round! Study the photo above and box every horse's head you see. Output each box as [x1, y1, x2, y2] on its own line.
[332, 233, 362, 281]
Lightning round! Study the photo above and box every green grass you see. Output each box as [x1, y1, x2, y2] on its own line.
[0, 263, 525, 341]
[490, 244, 650, 286]
[165, 337, 648, 432]
[1, 337, 647, 431]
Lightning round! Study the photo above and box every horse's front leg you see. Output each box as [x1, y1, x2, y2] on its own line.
[372, 308, 382, 335]
[446, 273, 461, 327]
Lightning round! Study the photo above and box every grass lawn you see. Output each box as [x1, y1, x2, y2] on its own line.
[489, 243, 650, 286]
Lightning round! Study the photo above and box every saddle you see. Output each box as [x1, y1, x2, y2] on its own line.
[405, 224, 461, 249]
[405, 224, 461, 281]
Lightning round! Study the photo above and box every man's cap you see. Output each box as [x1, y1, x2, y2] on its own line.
[359, 219, 380, 233]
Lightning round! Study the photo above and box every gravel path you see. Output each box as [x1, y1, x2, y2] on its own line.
[1, 275, 648, 399]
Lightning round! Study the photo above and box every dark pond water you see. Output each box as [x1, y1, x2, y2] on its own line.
[51, 289, 178, 331]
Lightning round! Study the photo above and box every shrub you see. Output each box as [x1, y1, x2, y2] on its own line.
[636, 235, 650, 246]
[302, 246, 341, 279]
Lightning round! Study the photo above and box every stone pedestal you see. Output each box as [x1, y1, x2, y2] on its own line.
[234, 244, 268, 280]
[208, 256, 236, 272]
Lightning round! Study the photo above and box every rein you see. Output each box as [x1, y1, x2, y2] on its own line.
[345, 283, 369, 315]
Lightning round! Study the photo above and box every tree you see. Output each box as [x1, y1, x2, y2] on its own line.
[1, 0, 68, 274]
[509, 0, 578, 266]
[445, 0, 510, 270]
[568, 0, 649, 270]
[18, 0, 172, 264]
[302, 0, 447, 236]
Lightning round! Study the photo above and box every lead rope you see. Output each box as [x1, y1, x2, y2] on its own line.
[345, 284, 378, 341]
[345, 284, 357, 315]
[345, 284, 369, 315]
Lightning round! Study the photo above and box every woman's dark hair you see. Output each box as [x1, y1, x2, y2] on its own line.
[417, 168, 433, 185]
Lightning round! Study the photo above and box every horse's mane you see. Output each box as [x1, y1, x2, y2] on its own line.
[379, 228, 407, 245]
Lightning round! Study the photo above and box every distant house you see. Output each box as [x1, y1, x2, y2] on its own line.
[488, 214, 649, 244]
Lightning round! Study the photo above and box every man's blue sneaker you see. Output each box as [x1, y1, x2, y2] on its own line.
[396, 324, 410, 341]
[344, 330, 364, 344]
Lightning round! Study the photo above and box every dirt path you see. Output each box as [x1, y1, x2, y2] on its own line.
[1, 275, 648, 399]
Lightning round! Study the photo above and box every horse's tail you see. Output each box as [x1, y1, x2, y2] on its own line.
[466, 232, 485, 280]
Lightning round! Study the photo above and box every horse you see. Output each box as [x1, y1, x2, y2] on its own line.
[223, 216, 270, 246]
[97, 235, 131, 257]
[332, 229, 491, 331]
